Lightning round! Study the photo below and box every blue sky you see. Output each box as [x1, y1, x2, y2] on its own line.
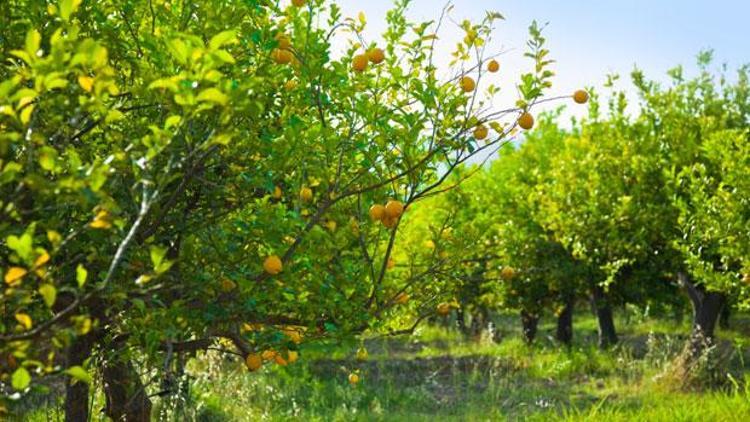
[331, 0, 749, 123]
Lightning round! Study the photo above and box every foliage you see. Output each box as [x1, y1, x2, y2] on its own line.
[0, 0, 558, 408]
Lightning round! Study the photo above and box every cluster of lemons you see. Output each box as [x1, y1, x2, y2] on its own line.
[368, 200, 405, 229]
[244, 326, 304, 372]
[352, 47, 386, 72]
[269, 1, 307, 66]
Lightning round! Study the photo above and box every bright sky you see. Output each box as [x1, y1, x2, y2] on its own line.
[330, 0, 750, 124]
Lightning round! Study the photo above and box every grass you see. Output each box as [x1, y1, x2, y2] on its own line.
[12, 312, 750, 421]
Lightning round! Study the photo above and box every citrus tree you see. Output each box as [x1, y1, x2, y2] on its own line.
[0, 0, 564, 419]
[397, 112, 589, 345]
[534, 86, 682, 348]
[484, 112, 586, 345]
[393, 166, 501, 340]
[633, 54, 750, 361]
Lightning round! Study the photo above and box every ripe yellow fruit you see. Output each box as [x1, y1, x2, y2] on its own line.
[292, 0, 306, 6]
[271, 48, 293, 64]
[473, 125, 488, 140]
[460, 76, 476, 92]
[220, 279, 237, 292]
[573, 89, 589, 104]
[437, 302, 451, 316]
[487, 59, 500, 73]
[326, 220, 337, 231]
[274, 354, 288, 366]
[275, 34, 291, 50]
[352, 54, 369, 72]
[261, 349, 277, 361]
[369, 204, 386, 221]
[348, 373, 360, 385]
[284, 80, 298, 91]
[283, 327, 304, 344]
[518, 112, 534, 130]
[384, 200, 404, 219]
[245, 354, 263, 371]
[299, 187, 313, 202]
[500, 266, 515, 281]
[356, 347, 368, 361]
[263, 255, 283, 275]
[395, 292, 410, 304]
[382, 216, 398, 229]
[367, 48, 385, 64]
[272, 186, 283, 199]
[287, 350, 299, 363]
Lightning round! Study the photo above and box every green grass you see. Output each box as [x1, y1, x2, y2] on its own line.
[11, 313, 750, 421]
[174, 313, 750, 421]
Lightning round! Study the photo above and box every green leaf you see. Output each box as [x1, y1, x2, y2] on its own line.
[9, 50, 32, 65]
[64, 366, 92, 384]
[60, 0, 82, 22]
[196, 88, 228, 106]
[39, 284, 57, 308]
[150, 245, 168, 268]
[25, 30, 41, 56]
[166, 38, 189, 64]
[11, 367, 31, 390]
[209, 30, 238, 50]
[155, 260, 174, 275]
[7, 233, 33, 262]
[39, 146, 58, 171]
[212, 50, 236, 64]
[148, 78, 180, 92]
[76, 264, 87, 287]
[165, 115, 182, 129]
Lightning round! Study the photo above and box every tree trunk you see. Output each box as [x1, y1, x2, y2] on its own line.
[520, 310, 539, 344]
[591, 286, 618, 348]
[456, 308, 468, 336]
[102, 356, 152, 422]
[64, 334, 95, 422]
[719, 303, 730, 330]
[678, 272, 726, 360]
[469, 309, 487, 339]
[556, 297, 574, 345]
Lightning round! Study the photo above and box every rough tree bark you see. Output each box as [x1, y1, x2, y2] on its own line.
[101, 355, 152, 422]
[591, 285, 618, 348]
[520, 310, 540, 344]
[64, 333, 95, 422]
[719, 303, 730, 330]
[556, 296, 574, 345]
[677, 272, 726, 360]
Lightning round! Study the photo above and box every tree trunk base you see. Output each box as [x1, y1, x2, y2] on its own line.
[672, 272, 727, 388]
[64, 334, 95, 422]
[556, 298, 574, 345]
[521, 310, 539, 344]
[592, 286, 618, 349]
[102, 356, 152, 422]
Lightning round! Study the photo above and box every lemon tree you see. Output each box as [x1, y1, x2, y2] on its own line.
[0, 0, 563, 418]
[634, 55, 750, 362]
